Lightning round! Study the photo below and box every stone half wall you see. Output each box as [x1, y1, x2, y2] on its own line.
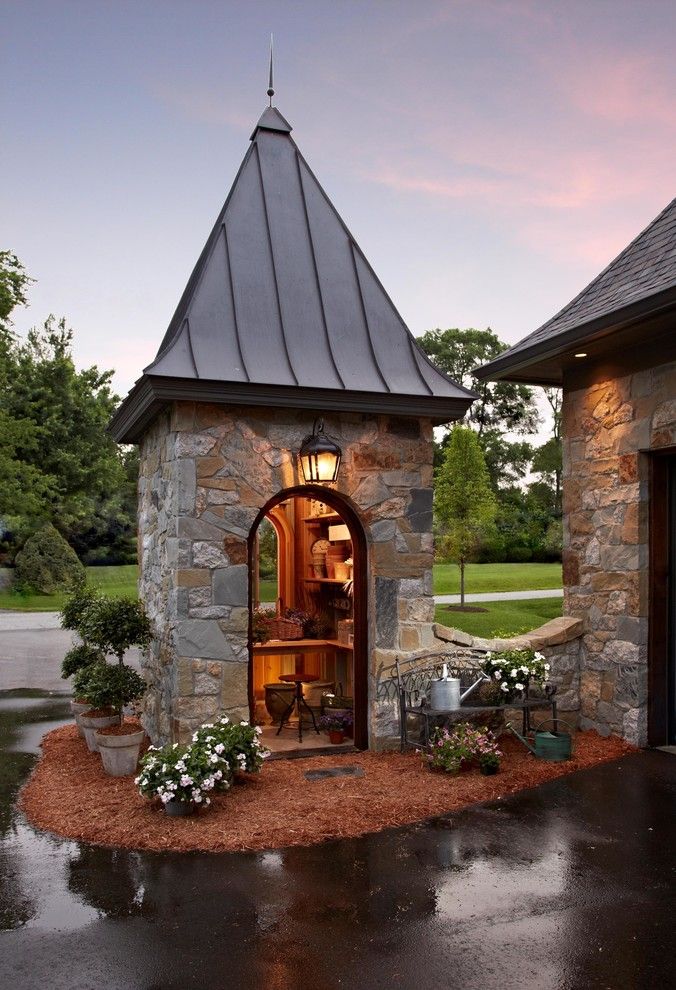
[138, 401, 437, 745]
[561, 358, 676, 746]
[372, 616, 583, 748]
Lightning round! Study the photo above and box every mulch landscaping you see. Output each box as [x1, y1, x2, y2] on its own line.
[20, 724, 636, 855]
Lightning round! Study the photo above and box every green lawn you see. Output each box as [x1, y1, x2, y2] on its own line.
[432, 562, 562, 595]
[0, 565, 138, 612]
[0, 562, 562, 614]
[258, 579, 278, 603]
[434, 597, 563, 640]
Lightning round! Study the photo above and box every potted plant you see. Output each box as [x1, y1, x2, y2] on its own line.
[75, 662, 146, 764]
[481, 647, 550, 702]
[72, 595, 151, 774]
[136, 741, 225, 816]
[319, 711, 351, 744]
[61, 643, 105, 736]
[191, 715, 269, 781]
[60, 584, 107, 735]
[427, 723, 501, 774]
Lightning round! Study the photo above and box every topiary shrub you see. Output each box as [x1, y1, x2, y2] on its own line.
[74, 662, 146, 715]
[14, 524, 84, 594]
[61, 643, 105, 680]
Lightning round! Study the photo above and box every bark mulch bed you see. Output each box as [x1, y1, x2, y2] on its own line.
[20, 724, 636, 855]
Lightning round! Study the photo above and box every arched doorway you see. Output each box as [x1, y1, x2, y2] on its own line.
[248, 485, 368, 751]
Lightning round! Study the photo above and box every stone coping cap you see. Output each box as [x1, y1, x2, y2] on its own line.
[432, 615, 584, 652]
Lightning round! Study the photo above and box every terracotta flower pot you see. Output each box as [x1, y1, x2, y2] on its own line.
[96, 727, 146, 776]
[328, 729, 345, 744]
[79, 712, 118, 752]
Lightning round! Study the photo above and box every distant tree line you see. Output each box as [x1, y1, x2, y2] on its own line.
[0, 252, 137, 567]
[420, 327, 562, 566]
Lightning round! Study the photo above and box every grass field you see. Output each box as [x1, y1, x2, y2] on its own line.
[0, 562, 562, 616]
[0, 565, 138, 612]
[434, 597, 563, 639]
[432, 562, 562, 595]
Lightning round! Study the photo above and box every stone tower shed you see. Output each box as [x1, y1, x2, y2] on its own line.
[110, 103, 475, 746]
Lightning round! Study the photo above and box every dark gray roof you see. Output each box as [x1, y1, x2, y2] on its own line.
[111, 106, 474, 441]
[477, 197, 676, 382]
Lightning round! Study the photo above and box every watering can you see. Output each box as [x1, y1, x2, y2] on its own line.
[429, 665, 489, 711]
[506, 717, 573, 762]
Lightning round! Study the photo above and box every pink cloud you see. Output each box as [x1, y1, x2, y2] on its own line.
[151, 80, 252, 131]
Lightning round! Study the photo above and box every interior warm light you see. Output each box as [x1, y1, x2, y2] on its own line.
[298, 419, 342, 484]
[574, 352, 587, 358]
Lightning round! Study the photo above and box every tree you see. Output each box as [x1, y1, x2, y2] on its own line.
[13, 522, 84, 593]
[0, 251, 32, 339]
[419, 327, 540, 436]
[435, 426, 497, 604]
[531, 437, 563, 517]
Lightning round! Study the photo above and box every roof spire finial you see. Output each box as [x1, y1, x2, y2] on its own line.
[267, 34, 274, 107]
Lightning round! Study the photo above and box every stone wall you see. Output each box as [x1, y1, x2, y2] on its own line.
[372, 617, 584, 748]
[138, 401, 437, 745]
[561, 359, 676, 745]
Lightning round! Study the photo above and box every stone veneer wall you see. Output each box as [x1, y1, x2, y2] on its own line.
[561, 359, 676, 745]
[373, 617, 583, 747]
[138, 401, 438, 745]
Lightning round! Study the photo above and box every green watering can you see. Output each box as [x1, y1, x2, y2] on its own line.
[506, 717, 573, 762]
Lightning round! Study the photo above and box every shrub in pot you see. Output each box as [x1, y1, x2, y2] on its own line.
[75, 594, 152, 773]
[61, 643, 105, 736]
[75, 662, 146, 762]
[60, 583, 106, 735]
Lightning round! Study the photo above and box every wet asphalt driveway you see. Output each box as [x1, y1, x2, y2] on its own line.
[0, 691, 674, 990]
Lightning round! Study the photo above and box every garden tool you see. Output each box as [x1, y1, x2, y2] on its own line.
[506, 717, 573, 761]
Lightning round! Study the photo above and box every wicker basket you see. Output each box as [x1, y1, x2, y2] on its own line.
[262, 615, 304, 640]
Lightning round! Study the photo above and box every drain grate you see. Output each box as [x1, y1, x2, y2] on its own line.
[304, 765, 364, 781]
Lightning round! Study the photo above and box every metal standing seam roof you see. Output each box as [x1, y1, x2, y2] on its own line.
[476, 197, 676, 381]
[110, 106, 474, 442]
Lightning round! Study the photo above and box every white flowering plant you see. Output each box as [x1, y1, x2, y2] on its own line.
[481, 648, 550, 702]
[136, 741, 228, 808]
[191, 716, 270, 779]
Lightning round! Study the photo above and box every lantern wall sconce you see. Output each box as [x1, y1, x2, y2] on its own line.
[298, 418, 342, 484]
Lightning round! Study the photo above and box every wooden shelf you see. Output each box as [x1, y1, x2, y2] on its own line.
[253, 638, 353, 656]
[302, 513, 342, 523]
[304, 577, 349, 584]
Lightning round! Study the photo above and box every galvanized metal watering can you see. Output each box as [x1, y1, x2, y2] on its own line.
[507, 717, 573, 762]
[429, 664, 489, 711]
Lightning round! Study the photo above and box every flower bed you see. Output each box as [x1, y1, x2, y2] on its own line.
[20, 725, 636, 854]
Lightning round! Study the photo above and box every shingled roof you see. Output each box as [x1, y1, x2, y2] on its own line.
[477, 197, 676, 384]
[110, 105, 474, 442]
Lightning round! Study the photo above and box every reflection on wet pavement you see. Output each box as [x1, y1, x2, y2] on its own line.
[0, 690, 674, 989]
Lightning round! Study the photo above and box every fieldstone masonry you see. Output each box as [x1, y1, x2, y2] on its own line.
[139, 400, 437, 745]
[561, 361, 676, 745]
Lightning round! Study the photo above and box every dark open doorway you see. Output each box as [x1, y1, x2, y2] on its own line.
[248, 486, 368, 754]
[649, 453, 676, 745]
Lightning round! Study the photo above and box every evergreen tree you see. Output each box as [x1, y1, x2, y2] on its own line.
[435, 427, 497, 604]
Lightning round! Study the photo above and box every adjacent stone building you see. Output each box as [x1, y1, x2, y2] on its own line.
[478, 198, 676, 747]
[110, 101, 474, 747]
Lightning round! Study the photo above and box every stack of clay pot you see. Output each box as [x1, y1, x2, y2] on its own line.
[311, 550, 326, 578]
[326, 545, 346, 579]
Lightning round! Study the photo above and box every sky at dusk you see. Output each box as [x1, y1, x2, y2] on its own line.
[3, 0, 675, 402]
